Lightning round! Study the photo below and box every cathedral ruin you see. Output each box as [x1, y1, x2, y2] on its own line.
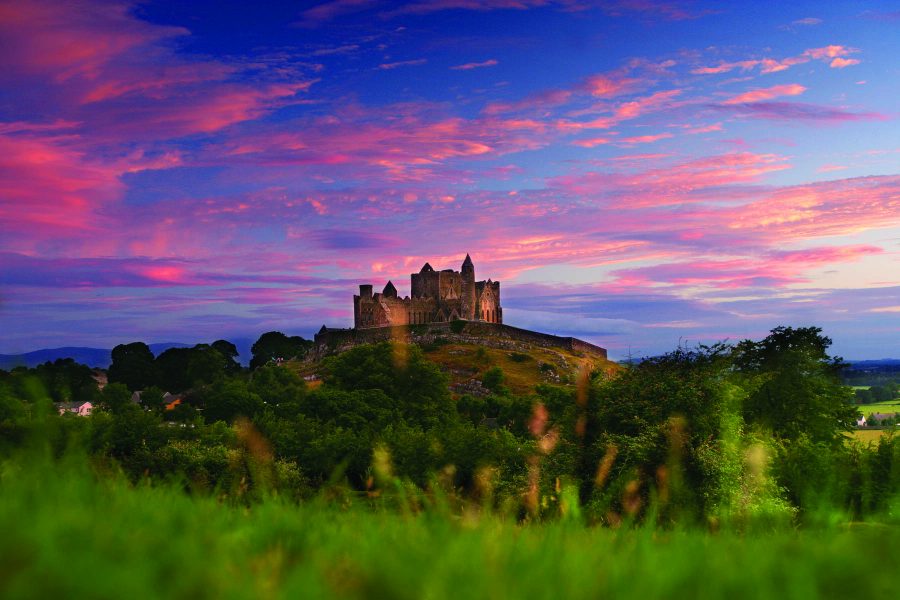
[354, 254, 501, 329]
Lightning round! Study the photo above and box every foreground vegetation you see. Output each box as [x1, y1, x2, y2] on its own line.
[2, 326, 900, 597]
[1, 453, 898, 600]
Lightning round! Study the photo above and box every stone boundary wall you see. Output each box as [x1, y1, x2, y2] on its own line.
[312, 321, 607, 360]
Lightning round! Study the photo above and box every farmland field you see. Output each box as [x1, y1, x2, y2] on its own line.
[1, 455, 899, 600]
[858, 400, 900, 416]
[850, 429, 893, 443]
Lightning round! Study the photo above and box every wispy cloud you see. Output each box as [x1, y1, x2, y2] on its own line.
[723, 83, 806, 104]
[451, 59, 498, 70]
[378, 58, 428, 70]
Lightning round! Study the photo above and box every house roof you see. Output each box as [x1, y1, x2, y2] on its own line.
[869, 412, 897, 420]
[54, 401, 91, 409]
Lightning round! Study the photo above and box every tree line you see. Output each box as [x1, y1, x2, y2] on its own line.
[1, 326, 897, 525]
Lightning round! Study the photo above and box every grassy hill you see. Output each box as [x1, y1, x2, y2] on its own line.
[292, 334, 617, 397]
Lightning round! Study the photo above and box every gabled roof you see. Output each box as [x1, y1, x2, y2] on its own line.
[420, 262, 434, 272]
[54, 401, 91, 409]
[383, 280, 398, 296]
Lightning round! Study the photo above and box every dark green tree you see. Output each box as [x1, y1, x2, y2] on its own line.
[211, 340, 242, 374]
[321, 342, 454, 428]
[203, 379, 264, 423]
[33, 358, 100, 404]
[733, 326, 859, 445]
[108, 342, 158, 391]
[481, 366, 508, 395]
[248, 365, 306, 417]
[185, 344, 228, 387]
[100, 382, 135, 414]
[155, 347, 191, 391]
[250, 332, 311, 370]
[139, 386, 166, 412]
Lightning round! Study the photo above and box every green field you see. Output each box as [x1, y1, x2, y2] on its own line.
[859, 400, 900, 416]
[850, 428, 893, 443]
[1, 455, 899, 600]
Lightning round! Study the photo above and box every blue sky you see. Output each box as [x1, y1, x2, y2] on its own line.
[0, 0, 898, 359]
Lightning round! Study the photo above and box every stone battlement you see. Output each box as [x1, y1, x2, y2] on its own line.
[354, 254, 501, 329]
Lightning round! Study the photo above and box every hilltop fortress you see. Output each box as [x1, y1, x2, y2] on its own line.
[313, 255, 608, 361]
[354, 254, 501, 329]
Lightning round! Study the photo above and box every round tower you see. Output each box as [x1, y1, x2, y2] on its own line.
[461, 254, 476, 320]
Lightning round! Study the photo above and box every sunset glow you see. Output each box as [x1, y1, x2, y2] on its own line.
[1, 0, 898, 358]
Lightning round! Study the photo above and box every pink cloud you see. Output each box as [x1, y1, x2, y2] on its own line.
[721, 101, 885, 123]
[0, 130, 122, 245]
[725, 175, 900, 239]
[451, 59, 499, 70]
[607, 244, 882, 290]
[723, 83, 806, 104]
[692, 45, 859, 77]
[691, 60, 761, 75]
[830, 58, 861, 68]
[805, 45, 856, 60]
[584, 74, 641, 98]
[0, 0, 188, 81]
[686, 123, 723, 134]
[613, 89, 682, 118]
[618, 132, 673, 144]
[552, 152, 790, 207]
[572, 136, 613, 147]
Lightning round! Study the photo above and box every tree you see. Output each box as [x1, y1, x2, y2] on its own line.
[139, 386, 166, 412]
[321, 342, 454, 429]
[250, 332, 311, 370]
[100, 382, 134, 414]
[33, 358, 100, 404]
[248, 365, 306, 417]
[733, 326, 858, 445]
[155, 343, 236, 391]
[108, 342, 158, 391]
[482, 366, 508, 395]
[155, 347, 193, 391]
[185, 344, 228, 387]
[211, 340, 242, 374]
[203, 379, 264, 423]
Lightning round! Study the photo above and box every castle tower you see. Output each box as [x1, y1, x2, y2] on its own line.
[460, 253, 476, 320]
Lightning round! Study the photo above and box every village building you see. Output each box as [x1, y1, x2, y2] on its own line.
[55, 401, 94, 417]
[354, 254, 501, 329]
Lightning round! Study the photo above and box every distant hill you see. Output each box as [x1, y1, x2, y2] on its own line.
[0, 347, 113, 370]
[846, 359, 900, 368]
[0, 338, 266, 370]
[1, 343, 192, 370]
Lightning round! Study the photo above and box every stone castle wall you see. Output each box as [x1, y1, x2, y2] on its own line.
[354, 255, 501, 329]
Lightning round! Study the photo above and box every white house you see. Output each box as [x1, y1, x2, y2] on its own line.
[55, 401, 94, 417]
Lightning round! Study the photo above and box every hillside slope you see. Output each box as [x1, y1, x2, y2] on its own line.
[295, 332, 617, 397]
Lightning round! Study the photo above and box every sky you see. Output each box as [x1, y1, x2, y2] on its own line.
[0, 0, 898, 360]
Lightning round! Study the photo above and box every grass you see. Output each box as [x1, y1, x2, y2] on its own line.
[858, 400, 900, 416]
[290, 338, 614, 398]
[420, 342, 614, 396]
[2, 453, 899, 600]
[850, 429, 892, 443]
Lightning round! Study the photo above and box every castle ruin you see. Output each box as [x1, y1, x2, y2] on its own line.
[354, 254, 501, 329]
